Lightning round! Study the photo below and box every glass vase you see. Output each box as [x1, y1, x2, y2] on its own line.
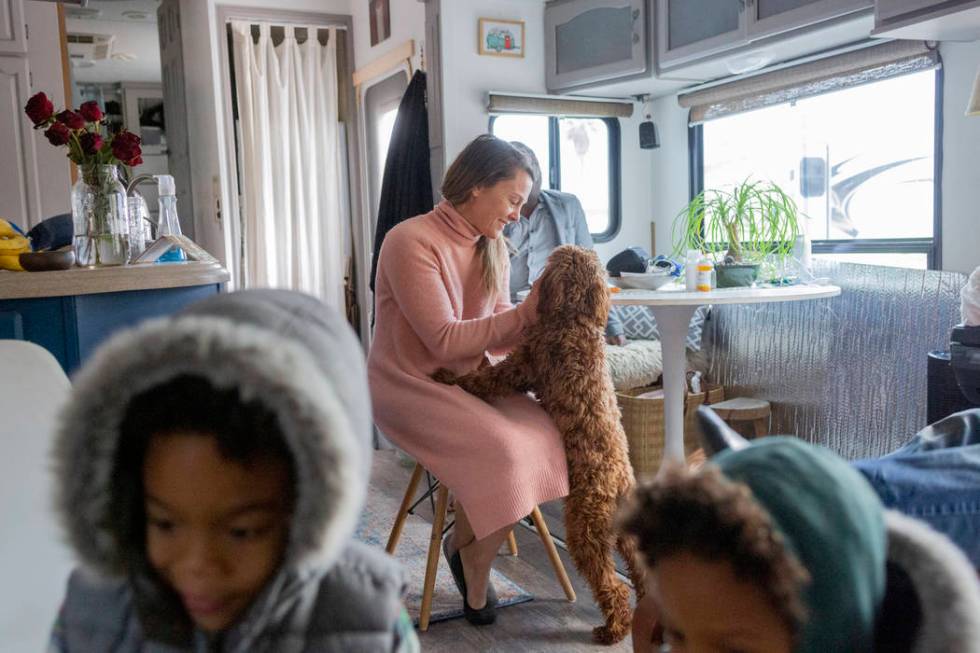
[71, 164, 129, 267]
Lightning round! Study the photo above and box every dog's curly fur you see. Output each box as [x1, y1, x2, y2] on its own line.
[433, 245, 645, 644]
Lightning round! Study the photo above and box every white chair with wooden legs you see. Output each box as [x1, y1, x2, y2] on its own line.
[386, 462, 577, 631]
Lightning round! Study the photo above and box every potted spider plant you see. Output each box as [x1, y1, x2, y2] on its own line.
[672, 179, 801, 288]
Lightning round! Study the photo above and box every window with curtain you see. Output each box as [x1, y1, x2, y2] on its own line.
[489, 114, 621, 241]
[684, 42, 941, 270]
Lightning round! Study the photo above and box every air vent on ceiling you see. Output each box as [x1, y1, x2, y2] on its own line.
[67, 33, 115, 62]
[66, 7, 102, 20]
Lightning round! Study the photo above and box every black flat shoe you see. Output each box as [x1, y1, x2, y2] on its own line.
[443, 538, 497, 625]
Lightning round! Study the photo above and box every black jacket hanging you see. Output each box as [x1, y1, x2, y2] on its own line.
[370, 70, 432, 292]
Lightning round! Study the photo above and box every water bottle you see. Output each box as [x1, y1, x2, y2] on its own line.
[685, 249, 700, 291]
[155, 175, 186, 263]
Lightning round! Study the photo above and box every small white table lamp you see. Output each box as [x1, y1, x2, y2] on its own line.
[968, 64, 980, 117]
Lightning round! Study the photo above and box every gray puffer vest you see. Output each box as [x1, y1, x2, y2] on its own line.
[51, 290, 407, 652]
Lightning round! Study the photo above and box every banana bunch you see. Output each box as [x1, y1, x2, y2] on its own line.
[0, 219, 31, 271]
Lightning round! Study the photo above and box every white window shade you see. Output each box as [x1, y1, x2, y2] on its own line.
[679, 40, 939, 125]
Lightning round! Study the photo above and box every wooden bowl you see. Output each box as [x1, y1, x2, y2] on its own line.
[19, 248, 75, 271]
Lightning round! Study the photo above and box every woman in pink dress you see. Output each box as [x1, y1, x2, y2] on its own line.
[368, 135, 569, 625]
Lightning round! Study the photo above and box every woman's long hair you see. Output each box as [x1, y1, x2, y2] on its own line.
[442, 135, 534, 296]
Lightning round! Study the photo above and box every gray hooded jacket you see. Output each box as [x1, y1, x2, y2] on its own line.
[49, 290, 412, 652]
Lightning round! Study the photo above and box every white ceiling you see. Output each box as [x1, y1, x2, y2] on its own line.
[66, 0, 162, 84]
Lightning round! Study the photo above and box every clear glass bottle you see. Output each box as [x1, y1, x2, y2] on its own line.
[71, 164, 129, 267]
[155, 175, 186, 263]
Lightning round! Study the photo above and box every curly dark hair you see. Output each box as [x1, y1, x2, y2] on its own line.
[618, 464, 810, 641]
[110, 374, 296, 565]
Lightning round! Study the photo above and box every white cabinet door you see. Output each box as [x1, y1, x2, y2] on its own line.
[0, 55, 41, 229]
[0, 0, 26, 55]
[657, 0, 745, 69]
[749, 0, 872, 39]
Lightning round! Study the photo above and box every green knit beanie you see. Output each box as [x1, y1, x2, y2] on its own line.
[713, 437, 886, 653]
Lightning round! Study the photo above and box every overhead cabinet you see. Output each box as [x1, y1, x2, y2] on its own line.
[545, 0, 649, 93]
[658, 0, 873, 71]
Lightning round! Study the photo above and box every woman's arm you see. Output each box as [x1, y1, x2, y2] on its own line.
[381, 228, 535, 361]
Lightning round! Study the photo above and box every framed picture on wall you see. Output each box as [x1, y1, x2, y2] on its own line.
[369, 0, 390, 46]
[478, 18, 525, 58]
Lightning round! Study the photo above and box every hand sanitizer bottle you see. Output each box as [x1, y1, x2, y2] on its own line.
[155, 175, 186, 263]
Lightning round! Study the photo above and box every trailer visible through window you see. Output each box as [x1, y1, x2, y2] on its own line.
[695, 68, 940, 269]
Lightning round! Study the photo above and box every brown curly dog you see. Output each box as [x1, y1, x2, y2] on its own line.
[433, 245, 645, 644]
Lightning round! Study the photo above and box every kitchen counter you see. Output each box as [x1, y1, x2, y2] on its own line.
[0, 261, 230, 300]
[0, 262, 230, 373]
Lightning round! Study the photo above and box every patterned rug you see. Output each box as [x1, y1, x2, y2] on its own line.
[355, 475, 534, 625]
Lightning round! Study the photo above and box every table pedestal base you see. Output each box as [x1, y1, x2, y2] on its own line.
[650, 305, 698, 468]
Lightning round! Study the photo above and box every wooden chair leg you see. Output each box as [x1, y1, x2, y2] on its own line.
[419, 484, 449, 631]
[530, 506, 576, 602]
[506, 530, 519, 556]
[752, 417, 769, 439]
[386, 463, 425, 555]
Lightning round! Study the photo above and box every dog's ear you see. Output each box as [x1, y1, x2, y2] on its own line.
[581, 250, 611, 326]
[535, 260, 560, 317]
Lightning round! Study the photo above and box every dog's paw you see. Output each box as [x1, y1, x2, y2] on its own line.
[592, 621, 631, 645]
[431, 368, 458, 385]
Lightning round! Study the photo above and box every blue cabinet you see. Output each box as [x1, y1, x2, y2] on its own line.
[0, 283, 221, 375]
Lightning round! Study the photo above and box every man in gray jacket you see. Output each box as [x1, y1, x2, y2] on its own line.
[47, 290, 418, 652]
[506, 141, 626, 345]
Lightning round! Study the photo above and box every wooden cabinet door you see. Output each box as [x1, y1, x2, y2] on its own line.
[657, 0, 745, 69]
[0, 0, 25, 55]
[748, 0, 872, 39]
[0, 55, 41, 229]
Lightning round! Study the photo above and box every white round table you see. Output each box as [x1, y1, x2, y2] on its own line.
[612, 284, 841, 467]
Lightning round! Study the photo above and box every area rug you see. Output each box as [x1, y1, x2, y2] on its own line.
[355, 477, 534, 625]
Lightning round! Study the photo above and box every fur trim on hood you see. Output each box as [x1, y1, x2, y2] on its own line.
[884, 510, 980, 653]
[53, 289, 371, 578]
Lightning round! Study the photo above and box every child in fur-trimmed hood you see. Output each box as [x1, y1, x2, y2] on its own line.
[47, 289, 418, 652]
[622, 407, 980, 653]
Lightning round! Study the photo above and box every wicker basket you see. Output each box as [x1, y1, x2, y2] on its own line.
[616, 386, 709, 478]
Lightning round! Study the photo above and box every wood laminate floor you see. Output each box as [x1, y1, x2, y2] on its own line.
[371, 451, 635, 653]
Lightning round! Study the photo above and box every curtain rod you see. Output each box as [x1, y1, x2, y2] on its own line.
[229, 19, 347, 31]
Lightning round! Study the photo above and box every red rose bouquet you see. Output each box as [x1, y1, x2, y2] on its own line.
[25, 92, 141, 266]
[24, 92, 143, 167]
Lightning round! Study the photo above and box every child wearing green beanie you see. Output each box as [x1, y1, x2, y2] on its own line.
[621, 424, 980, 653]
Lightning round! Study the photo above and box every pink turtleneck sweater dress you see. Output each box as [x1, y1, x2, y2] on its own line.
[368, 200, 569, 539]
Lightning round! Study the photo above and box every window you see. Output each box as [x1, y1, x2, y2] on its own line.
[364, 72, 409, 224]
[695, 69, 940, 269]
[375, 107, 399, 184]
[490, 114, 621, 241]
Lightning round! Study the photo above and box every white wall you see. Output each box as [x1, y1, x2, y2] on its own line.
[25, 2, 71, 222]
[438, 0, 546, 162]
[939, 40, 980, 275]
[351, 0, 425, 71]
